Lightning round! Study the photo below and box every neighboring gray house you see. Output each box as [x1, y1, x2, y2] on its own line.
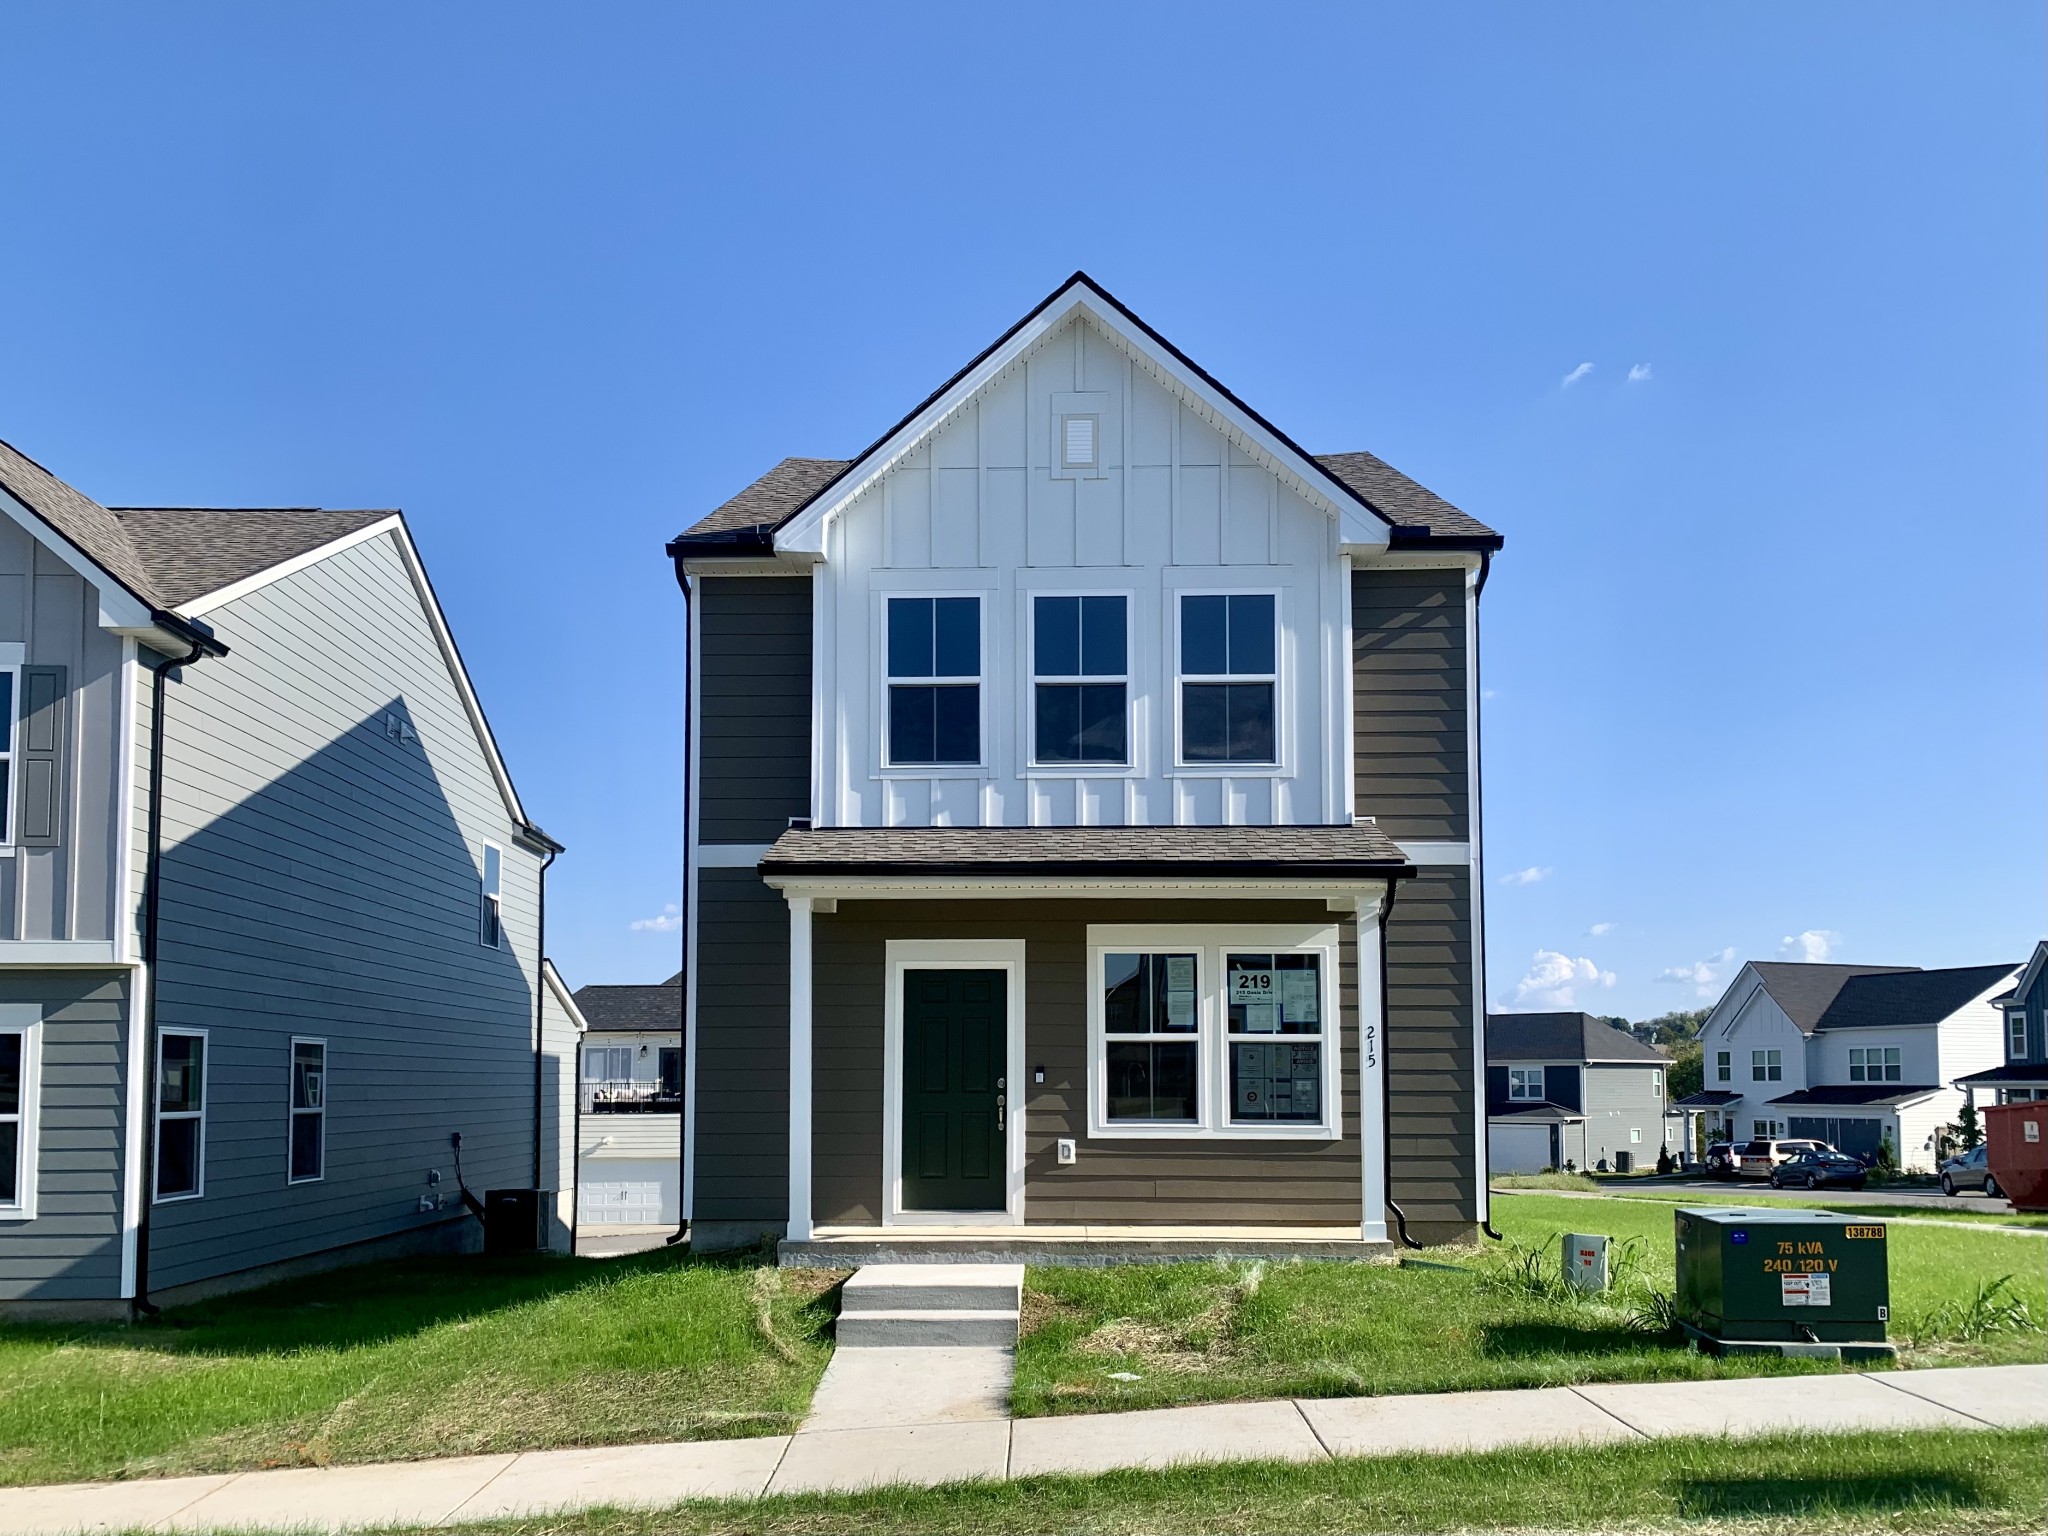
[1485, 1012, 1675, 1173]
[573, 973, 682, 1227]
[666, 273, 1502, 1258]
[1686, 960, 2018, 1169]
[0, 437, 563, 1316]
[1956, 939, 2048, 1106]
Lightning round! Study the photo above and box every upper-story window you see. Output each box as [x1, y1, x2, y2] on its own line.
[887, 596, 981, 766]
[2012, 1009, 2031, 1061]
[1848, 1046, 1900, 1083]
[1715, 1050, 1731, 1082]
[1751, 1048, 1781, 1082]
[1033, 595, 1127, 765]
[1178, 594, 1276, 764]
[0, 666, 14, 844]
[480, 844, 504, 947]
[1507, 1066, 1544, 1101]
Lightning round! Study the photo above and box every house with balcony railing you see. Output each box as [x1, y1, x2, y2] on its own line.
[573, 973, 682, 1226]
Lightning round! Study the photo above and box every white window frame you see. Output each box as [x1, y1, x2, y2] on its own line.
[2011, 1009, 2030, 1061]
[1171, 588, 1283, 773]
[1507, 1066, 1544, 1101]
[1651, 1070, 1663, 1099]
[1752, 1048, 1781, 1083]
[0, 660, 18, 850]
[1630, 1126, 1643, 1144]
[877, 591, 988, 774]
[154, 1027, 208, 1204]
[1715, 1050, 1731, 1082]
[583, 1043, 634, 1082]
[1087, 924, 1341, 1141]
[880, 938, 1027, 1227]
[1027, 590, 1133, 770]
[287, 1036, 326, 1186]
[480, 842, 504, 949]
[0, 1013, 42, 1221]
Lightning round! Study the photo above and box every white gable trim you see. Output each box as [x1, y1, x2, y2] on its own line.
[543, 959, 591, 1036]
[177, 515, 404, 617]
[774, 282, 1391, 556]
[0, 486, 155, 629]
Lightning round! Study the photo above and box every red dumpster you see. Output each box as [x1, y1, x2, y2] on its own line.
[1983, 1102, 2048, 1213]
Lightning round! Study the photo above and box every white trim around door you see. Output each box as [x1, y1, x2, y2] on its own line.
[881, 938, 1027, 1228]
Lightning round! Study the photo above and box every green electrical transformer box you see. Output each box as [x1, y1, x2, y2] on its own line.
[1674, 1207, 1890, 1346]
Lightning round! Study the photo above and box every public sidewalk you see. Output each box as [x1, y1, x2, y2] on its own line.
[0, 1363, 2040, 1535]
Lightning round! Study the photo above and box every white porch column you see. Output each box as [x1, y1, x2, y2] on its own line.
[786, 893, 814, 1242]
[1355, 888, 1389, 1244]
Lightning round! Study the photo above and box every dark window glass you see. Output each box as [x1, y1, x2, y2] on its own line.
[159, 1035, 204, 1113]
[1081, 596, 1126, 676]
[0, 1032, 18, 1118]
[291, 1042, 323, 1111]
[888, 597, 981, 765]
[1226, 594, 1275, 674]
[290, 1109, 323, 1183]
[1105, 1041, 1198, 1123]
[1180, 595, 1229, 675]
[1181, 683, 1275, 763]
[1104, 953, 1199, 1034]
[0, 671, 12, 747]
[1230, 1041, 1322, 1122]
[888, 598, 934, 677]
[933, 685, 979, 762]
[659, 1046, 683, 1098]
[157, 1118, 200, 1199]
[1036, 684, 1127, 763]
[0, 1121, 15, 1205]
[1035, 596, 1081, 676]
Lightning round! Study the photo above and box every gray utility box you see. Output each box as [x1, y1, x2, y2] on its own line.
[1674, 1207, 1893, 1358]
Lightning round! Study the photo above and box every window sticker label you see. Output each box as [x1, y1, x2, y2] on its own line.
[1166, 957, 1196, 992]
[1280, 970, 1319, 1025]
[1167, 990, 1197, 1030]
[1244, 1002, 1281, 1033]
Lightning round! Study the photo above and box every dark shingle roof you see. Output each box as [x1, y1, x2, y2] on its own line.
[1673, 1090, 1742, 1107]
[1313, 452, 1496, 542]
[1745, 963, 1921, 1033]
[678, 451, 1494, 547]
[1764, 1084, 1941, 1108]
[1956, 1062, 2048, 1087]
[0, 436, 165, 605]
[0, 435, 391, 612]
[1489, 1101, 1585, 1122]
[571, 981, 681, 1033]
[1814, 964, 2022, 1032]
[760, 823, 1408, 876]
[1486, 1012, 1669, 1065]
[113, 507, 393, 606]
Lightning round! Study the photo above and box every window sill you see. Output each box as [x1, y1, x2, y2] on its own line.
[873, 767, 989, 780]
[1022, 764, 1140, 778]
[1166, 765, 1292, 779]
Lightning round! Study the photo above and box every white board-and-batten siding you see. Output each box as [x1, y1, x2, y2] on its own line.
[814, 315, 1347, 831]
[138, 530, 548, 1290]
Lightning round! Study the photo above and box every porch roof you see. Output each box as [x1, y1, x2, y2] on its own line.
[1955, 1061, 2048, 1088]
[758, 823, 1412, 880]
[1763, 1084, 1940, 1109]
[1487, 1102, 1584, 1123]
[1672, 1090, 1741, 1108]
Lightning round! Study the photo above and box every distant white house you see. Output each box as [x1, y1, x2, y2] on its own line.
[1682, 961, 2019, 1170]
[573, 973, 682, 1228]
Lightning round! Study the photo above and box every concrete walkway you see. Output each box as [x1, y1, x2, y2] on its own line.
[0, 1364, 2040, 1534]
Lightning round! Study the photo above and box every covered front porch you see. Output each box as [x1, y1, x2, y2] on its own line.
[759, 824, 1425, 1264]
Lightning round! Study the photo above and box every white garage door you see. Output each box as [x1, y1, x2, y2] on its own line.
[1490, 1122, 1553, 1175]
[578, 1158, 679, 1225]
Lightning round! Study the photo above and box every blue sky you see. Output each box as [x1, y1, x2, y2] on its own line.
[2, 5, 2040, 1014]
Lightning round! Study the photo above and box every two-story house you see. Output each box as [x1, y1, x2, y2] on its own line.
[1957, 939, 2048, 1105]
[1485, 1012, 1676, 1174]
[1688, 960, 2019, 1169]
[0, 437, 566, 1316]
[572, 972, 682, 1228]
[665, 274, 1501, 1259]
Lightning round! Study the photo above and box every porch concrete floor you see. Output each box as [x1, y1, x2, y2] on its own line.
[781, 1224, 1394, 1266]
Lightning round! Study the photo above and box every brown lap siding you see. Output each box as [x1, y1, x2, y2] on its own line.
[1384, 867, 1478, 1243]
[809, 899, 1363, 1229]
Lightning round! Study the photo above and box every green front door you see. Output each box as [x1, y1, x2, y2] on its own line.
[901, 969, 1007, 1212]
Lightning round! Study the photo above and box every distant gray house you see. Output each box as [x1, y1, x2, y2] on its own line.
[0, 436, 564, 1316]
[573, 973, 681, 1227]
[666, 273, 1504, 1259]
[1486, 1012, 1676, 1173]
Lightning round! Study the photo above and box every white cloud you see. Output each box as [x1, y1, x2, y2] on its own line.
[630, 903, 682, 933]
[1512, 950, 1618, 1009]
[1561, 362, 1594, 389]
[1779, 929, 1841, 963]
[1658, 947, 1738, 997]
[1500, 866, 1552, 886]
[1588, 922, 1616, 937]
[1627, 363, 1653, 383]
[1481, 688, 1498, 700]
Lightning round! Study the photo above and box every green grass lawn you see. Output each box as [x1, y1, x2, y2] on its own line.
[0, 1246, 843, 1488]
[395, 1430, 2048, 1536]
[1589, 1186, 2048, 1228]
[1013, 1193, 2046, 1416]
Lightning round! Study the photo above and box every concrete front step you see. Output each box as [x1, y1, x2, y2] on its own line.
[839, 1263, 1023, 1316]
[836, 1308, 1020, 1348]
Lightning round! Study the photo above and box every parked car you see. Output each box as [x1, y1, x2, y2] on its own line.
[1938, 1143, 2004, 1199]
[1736, 1138, 1833, 1178]
[1703, 1141, 1739, 1180]
[1770, 1150, 1869, 1191]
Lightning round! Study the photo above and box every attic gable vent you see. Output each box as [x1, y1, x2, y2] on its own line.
[1059, 413, 1099, 471]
